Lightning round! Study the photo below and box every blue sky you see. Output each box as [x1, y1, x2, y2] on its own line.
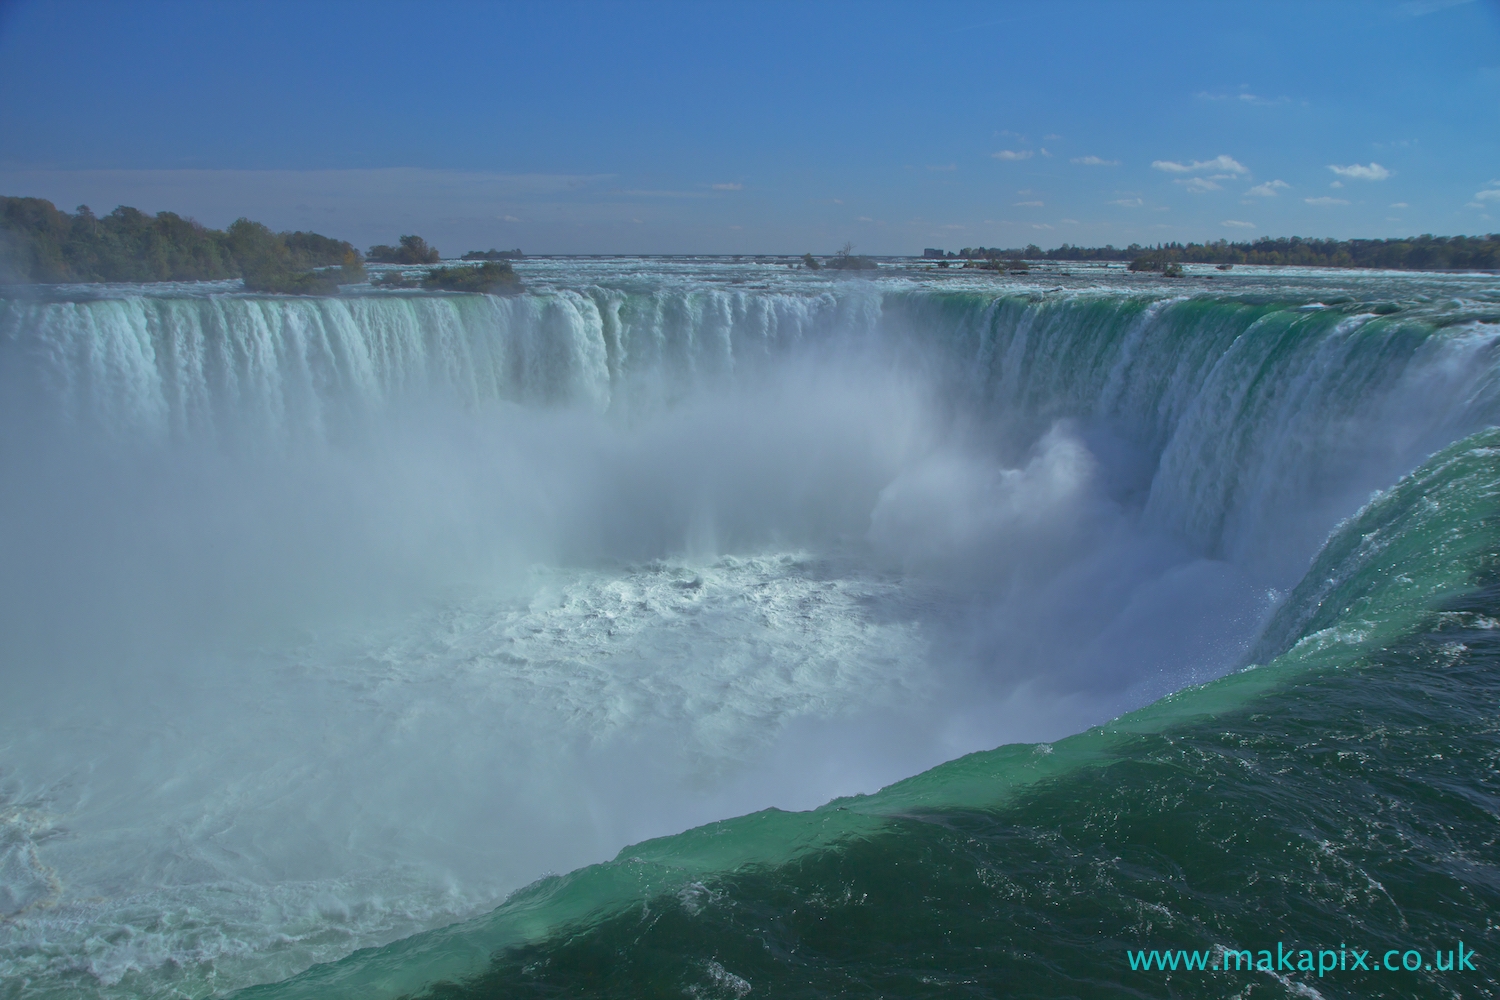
[1, 0, 1497, 255]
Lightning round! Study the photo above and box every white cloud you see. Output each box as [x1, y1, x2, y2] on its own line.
[1044, 134, 1062, 140]
[1061, 218, 1080, 224]
[1330, 180, 1344, 188]
[1328, 162, 1391, 180]
[942, 223, 966, 230]
[1071, 156, 1120, 166]
[1031, 223, 1054, 230]
[1176, 177, 1223, 193]
[856, 216, 875, 222]
[1222, 220, 1257, 228]
[501, 214, 521, 222]
[1390, 202, 1410, 208]
[1109, 197, 1144, 207]
[620, 189, 713, 198]
[1304, 196, 1350, 206]
[711, 182, 744, 191]
[1198, 90, 1291, 106]
[1040, 148, 1053, 157]
[1013, 200, 1044, 207]
[1152, 155, 1249, 175]
[926, 164, 956, 172]
[993, 150, 1034, 161]
[1474, 188, 1500, 201]
[1246, 180, 1289, 197]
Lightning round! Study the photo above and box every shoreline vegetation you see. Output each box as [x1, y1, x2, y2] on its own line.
[5, 197, 1497, 291]
[0, 197, 525, 294]
[1, 195, 363, 290]
[923, 234, 1500, 272]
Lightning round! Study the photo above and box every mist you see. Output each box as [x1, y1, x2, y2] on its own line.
[3, 275, 1496, 994]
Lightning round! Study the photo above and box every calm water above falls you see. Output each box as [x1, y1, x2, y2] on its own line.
[1, 260, 1497, 999]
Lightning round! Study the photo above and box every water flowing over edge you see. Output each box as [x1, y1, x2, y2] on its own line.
[2, 270, 1498, 998]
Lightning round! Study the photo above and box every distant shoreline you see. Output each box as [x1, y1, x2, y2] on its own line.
[4, 195, 1498, 284]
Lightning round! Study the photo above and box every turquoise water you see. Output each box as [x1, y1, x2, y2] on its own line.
[1, 260, 1496, 998]
[239, 428, 1500, 1000]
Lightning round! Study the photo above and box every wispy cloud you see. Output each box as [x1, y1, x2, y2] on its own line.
[1330, 180, 1344, 188]
[1222, 219, 1257, 228]
[856, 216, 875, 222]
[619, 189, 712, 198]
[1390, 202, 1410, 208]
[1152, 155, 1249, 175]
[1109, 197, 1144, 207]
[1304, 196, 1350, 206]
[1328, 162, 1391, 180]
[711, 182, 743, 191]
[1176, 177, 1223, 193]
[926, 164, 957, 172]
[1071, 155, 1120, 166]
[1474, 187, 1500, 201]
[1245, 180, 1290, 197]
[993, 150, 1034, 161]
[1031, 223, 1054, 230]
[1013, 200, 1045, 207]
[1197, 91, 1291, 106]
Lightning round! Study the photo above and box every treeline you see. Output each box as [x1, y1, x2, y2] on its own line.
[925, 244, 1134, 262]
[1128, 235, 1499, 271]
[367, 235, 439, 264]
[923, 234, 1500, 271]
[0, 196, 361, 286]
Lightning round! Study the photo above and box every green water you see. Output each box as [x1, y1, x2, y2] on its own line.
[242, 430, 1500, 1000]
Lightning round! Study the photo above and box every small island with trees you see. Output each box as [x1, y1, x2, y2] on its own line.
[822, 242, 879, 271]
[366, 235, 440, 265]
[421, 261, 522, 294]
[461, 249, 524, 261]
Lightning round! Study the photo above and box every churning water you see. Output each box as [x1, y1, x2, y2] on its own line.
[1, 259, 1497, 999]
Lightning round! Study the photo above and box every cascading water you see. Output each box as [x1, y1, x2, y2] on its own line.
[1, 260, 1497, 999]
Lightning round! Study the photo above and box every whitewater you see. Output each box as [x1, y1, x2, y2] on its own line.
[1, 258, 1497, 999]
